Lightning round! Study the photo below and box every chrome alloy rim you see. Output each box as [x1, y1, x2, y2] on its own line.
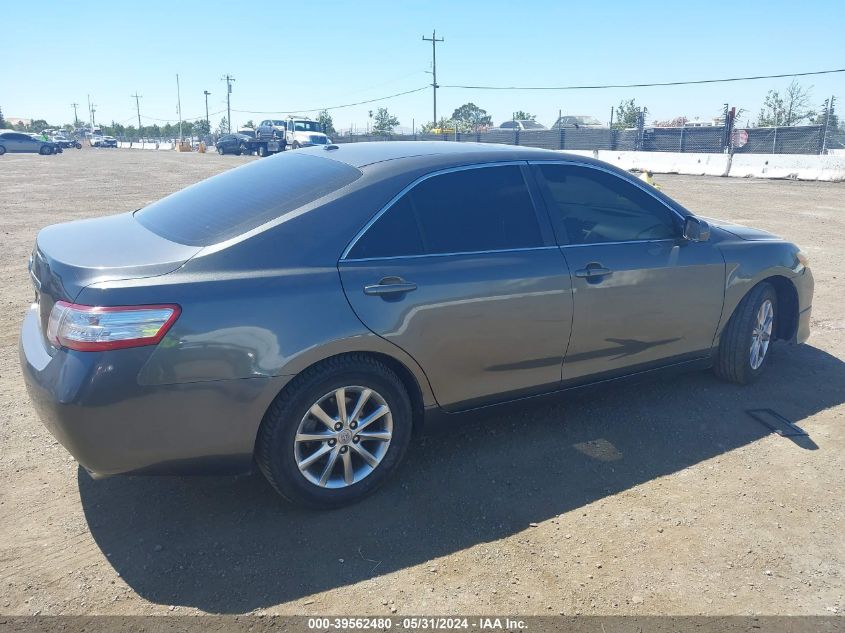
[750, 299, 774, 370]
[294, 386, 393, 489]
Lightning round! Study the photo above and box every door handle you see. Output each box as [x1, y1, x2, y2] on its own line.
[363, 278, 418, 296]
[574, 264, 613, 279]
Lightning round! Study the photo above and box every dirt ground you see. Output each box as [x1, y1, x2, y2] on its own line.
[0, 148, 842, 617]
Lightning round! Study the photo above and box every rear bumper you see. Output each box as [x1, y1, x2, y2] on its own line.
[19, 304, 289, 477]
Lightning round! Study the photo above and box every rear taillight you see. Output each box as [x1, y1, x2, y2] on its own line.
[46, 302, 180, 351]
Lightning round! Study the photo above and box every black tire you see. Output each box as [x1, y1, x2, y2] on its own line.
[256, 354, 413, 509]
[292, 141, 301, 150]
[39, 145, 52, 155]
[217, 145, 225, 155]
[0, 145, 6, 155]
[239, 143, 250, 156]
[258, 144, 267, 157]
[714, 282, 778, 385]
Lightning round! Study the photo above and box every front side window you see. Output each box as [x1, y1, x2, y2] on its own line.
[348, 165, 543, 259]
[534, 163, 678, 245]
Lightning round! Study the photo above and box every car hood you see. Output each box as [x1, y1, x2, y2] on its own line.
[701, 216, 780, 241]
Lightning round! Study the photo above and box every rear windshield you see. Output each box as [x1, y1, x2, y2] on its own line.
[135, 153, 361, 246]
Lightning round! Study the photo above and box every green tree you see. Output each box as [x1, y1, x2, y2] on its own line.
[612, 99, 647, 129]
[372, 107, 399, 135]
[758, 81, 815, 127]
[511, 111, 536, 121]
[29, 119, 51, 132]
[243, 119, 255, 129]
[216, 116, 229, 135]
[451, 102, 492, 132]
[318, 109, 337, 136]
[194, 119, 211, 136]
[811, 97, 839, 131]
[0, 105, 6, 129]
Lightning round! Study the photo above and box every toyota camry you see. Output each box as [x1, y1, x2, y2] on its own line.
[20, 142, 813, 508]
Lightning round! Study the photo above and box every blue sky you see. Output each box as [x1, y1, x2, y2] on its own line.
[5, 0, 843, 131]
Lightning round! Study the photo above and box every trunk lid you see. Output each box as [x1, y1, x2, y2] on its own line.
[30, 212, 201, 338]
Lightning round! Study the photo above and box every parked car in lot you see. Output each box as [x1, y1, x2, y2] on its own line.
[497, 119, 547, 131]
[215, 132, 255, 155]
[20, 142, 813, 508]
[51, 134, 82, 149]
[90, 134, 117, 148]
[0, 131, 60, 155]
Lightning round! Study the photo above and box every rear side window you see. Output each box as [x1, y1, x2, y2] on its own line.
[135, 153, 361, 246]
[348, 165, 543, 259]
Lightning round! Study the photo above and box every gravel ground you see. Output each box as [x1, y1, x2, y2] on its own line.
[0, 148, 843, 617]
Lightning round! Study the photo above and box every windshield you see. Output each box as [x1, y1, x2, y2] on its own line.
[135, 153, 362, 246]
[294, 121, 321, 132]
[272, 120, 285, 126]
[521, 121, 545, 129]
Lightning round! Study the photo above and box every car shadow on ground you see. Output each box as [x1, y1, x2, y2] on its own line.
[79, 343, 844, 613]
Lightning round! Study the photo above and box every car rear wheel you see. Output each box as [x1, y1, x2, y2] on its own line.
[714, 282, 777, 385]
[0, 145, 6, 155]
[256, 354, 413, 509]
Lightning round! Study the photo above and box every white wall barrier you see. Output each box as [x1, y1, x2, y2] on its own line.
[594, 151, 731, 177]
[727, 154, 845, 182]
[556, 150, 844, 182]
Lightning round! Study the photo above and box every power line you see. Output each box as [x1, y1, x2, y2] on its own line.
[441, 67, 845, 91]
[232, 85, 429, 115]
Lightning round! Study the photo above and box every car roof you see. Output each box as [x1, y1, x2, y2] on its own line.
[309, 140, 566, 169]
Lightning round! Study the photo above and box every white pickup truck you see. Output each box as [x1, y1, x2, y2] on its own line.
[255, 117, 330, 151]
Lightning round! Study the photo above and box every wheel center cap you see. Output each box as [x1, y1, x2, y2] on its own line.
[338, 429, 353, 445]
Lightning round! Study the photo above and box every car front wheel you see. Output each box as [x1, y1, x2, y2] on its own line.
[256, 354, 413, 509]
[715, 282, 777, 384]
[39, 145, 53, 155]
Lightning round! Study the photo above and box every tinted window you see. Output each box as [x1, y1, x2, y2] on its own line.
[135, 153, 361, 246]
[535, 164, 678, 245]
[349, 165, 543, 259]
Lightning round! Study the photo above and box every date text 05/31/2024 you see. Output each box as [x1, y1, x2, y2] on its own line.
[306, 617, 527, 630]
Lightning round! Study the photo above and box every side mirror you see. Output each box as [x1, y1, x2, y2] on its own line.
[683, 216, 711, 242]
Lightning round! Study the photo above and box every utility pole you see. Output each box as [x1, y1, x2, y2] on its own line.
[87, 94, 92, 128]
[176, 74, 183, 141]
[203, 90, 211, 133]
[421, 30, 444, 125]
[90, 103, 97, 128]
[131, 92, 142, 134]
[222, 74, 235, 133]
[71, 103, 79, 127]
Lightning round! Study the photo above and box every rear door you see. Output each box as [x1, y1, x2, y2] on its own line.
[531, 161, 725, 382]
[339, 163, 573, 411]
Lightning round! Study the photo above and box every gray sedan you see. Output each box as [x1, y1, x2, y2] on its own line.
[20, 142, 813, 508]
[0, 131, 60, 155]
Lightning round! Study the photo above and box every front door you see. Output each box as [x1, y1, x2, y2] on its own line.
[531, 162, 726, 382]
[339, 163, 573, 410]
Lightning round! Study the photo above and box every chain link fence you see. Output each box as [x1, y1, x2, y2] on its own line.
[331, 124, 837, 155]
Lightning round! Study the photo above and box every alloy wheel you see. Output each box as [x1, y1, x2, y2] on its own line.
[750, 299, 774, 370]
[294, 386, 393, 489]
